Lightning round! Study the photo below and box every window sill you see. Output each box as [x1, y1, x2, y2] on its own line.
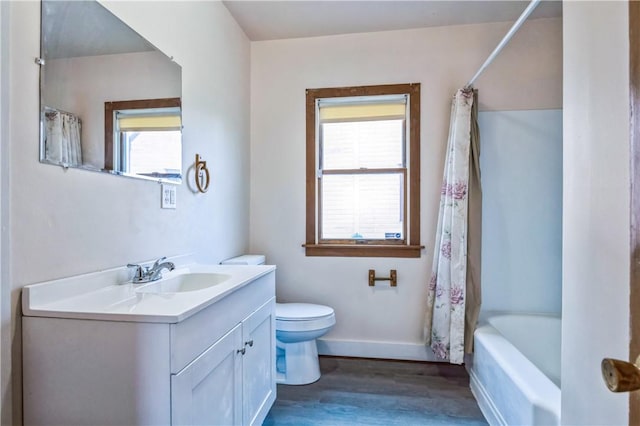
[303, 244, 424, 258]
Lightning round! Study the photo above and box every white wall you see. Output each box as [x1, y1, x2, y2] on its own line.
[250, 18, 562, 360]
[43, 51, 181, 169]
[0, 2, 9, 424]
[479, 109, 562, 314]
[562, 1, 630, 424]
[6, 1, 250, 423]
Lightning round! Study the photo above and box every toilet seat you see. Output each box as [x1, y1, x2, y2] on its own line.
[276, 303, 333, 320]
[276, 303, 336, 332]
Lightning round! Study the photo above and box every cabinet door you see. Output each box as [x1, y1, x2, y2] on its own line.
[242, 298, 276, 426]
[171, 324, 243, 426]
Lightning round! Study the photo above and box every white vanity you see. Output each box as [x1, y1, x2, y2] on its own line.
[22, 263, 276, 426]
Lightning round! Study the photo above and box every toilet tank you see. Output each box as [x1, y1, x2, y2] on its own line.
[220, 254, 266, 265]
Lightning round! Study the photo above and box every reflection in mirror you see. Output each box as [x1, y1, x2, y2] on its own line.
[105, 98, 182, 180]
[39, 0, 183, 183]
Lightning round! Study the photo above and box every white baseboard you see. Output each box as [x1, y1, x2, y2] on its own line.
[469, 367, 505, 426]
[316, 338, 439, 362]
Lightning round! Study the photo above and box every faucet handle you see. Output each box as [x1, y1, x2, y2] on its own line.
[152, 257, 167, 268]
[127, 263, 146, 281]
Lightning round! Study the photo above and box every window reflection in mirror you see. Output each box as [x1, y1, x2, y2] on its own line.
[39, 0, 182, 183]
[105, 98, 182, 182]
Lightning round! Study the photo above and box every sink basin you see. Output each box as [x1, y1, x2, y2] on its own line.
[136, 273, 231, 293]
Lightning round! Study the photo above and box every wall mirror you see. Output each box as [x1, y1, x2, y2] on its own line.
[39, 0, 183, 183]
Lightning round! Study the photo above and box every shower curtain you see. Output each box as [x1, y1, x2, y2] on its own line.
[425, 88, 481, 365]
[44, 109, 82, 167]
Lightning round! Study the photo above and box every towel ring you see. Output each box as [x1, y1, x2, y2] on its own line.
[195, 154, 210, 193]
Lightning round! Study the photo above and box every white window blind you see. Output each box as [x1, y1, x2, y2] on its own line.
[115, 108, 182, 177]
[117, 114, 181, 131]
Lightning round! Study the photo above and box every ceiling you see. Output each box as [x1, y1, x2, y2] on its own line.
[222, 0, 562, 42]
[42, 1, 562, 58]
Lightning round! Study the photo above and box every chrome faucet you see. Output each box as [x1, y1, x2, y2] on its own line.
[127, 257, 176, 283]
[148, 257, 175, 281]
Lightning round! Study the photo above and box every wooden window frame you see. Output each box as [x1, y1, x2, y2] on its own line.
[304, 83, 422, 258]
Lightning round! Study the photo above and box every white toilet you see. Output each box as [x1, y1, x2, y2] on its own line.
[275, 302, 335, 385]
[221, 255, 336, 385]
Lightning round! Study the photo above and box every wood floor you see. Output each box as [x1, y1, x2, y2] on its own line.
[263, 356, 488, 426]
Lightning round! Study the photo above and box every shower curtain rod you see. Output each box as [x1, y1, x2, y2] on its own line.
[465, 0, 541, 88]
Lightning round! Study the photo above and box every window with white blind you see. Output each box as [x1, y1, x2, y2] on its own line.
[305, 84, 422, 258]
[105, 98, 182, 181]
[116, 109, 181, 178]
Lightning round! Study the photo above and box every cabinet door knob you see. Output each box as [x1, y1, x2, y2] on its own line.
[237, 348, 246, 355]
[245, 340, 254, 347]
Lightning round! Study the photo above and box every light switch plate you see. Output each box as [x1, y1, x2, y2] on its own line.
[161, 184, 177, 209]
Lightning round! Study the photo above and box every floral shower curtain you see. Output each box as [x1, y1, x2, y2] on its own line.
[44, 109, 82, 167]
[425, 88, 481, 365]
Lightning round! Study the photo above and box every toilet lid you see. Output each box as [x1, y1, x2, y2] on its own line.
[276, 303, 334, 321]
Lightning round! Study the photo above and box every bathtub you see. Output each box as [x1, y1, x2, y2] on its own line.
[469, 312, 561, 426]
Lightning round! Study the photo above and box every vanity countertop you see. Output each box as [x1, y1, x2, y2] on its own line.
[22, 264, 276, 323]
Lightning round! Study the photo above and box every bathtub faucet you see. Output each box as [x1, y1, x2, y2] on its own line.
[127, 257, 176, 283]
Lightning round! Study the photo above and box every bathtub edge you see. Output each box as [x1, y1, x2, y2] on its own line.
[470, 312, 561, 426]
[469, 367, 506, 426]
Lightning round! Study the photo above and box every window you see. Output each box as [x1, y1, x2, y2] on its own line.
[305, 83, 422, 258]
[105, 98, 182, 181]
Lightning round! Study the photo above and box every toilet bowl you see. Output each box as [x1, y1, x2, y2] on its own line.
[275, 303, 335, 385]
[221, 255, 336, 385]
